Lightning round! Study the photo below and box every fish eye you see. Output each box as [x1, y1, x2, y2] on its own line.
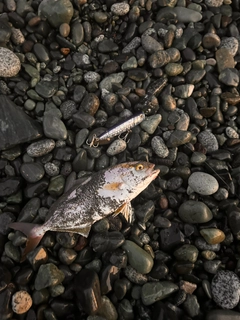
[136, 164, 144, 171]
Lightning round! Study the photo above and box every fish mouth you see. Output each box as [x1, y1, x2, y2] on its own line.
[147, 164, 160, 179]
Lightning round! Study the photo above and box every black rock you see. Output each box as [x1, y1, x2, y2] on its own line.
[0, 177, 21, 197]
[90, 232, 125, 254]
[159, 222, 185, 251]
[74, 269, 102, 315]
[0, 265, 12, 293]
[100, 264, 120, 294]
[0, 283, 15, 320]
[0, 95, 42, 151]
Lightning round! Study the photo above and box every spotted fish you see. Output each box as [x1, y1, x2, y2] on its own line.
[9, 161, 160, 261]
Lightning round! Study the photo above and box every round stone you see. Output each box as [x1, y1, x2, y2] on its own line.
[178, 200, 213, 224]
[165, 63, 183, 76]
[43, 114, 67, 140]
[0, 47, 21, 77]
[122, 240, 154, 274]
[205, 0, 223, 6]
[151, 136, 169, 158]
[38, 0, 73, 28]
[188, 172, 219, 195]
[106, 139, 127, 156]
[200, 229, 226, 245]
[174, 244, 199, 263]
[211, 270, 240, 309]
[197, 131, 219, 153]
[12, 291, 32, 314]
[59, 23, 70, 37]
[220, 37, 239, 56]
[111, 3, 130, 16]
[20, 163, 45, 183]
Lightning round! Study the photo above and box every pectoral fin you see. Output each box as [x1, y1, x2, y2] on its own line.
[112, 202, 134, 223]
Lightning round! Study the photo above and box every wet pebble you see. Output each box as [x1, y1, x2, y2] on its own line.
[197, 131, 219, 152]
[200, 228, 225, 244]
[43, 114, 67, 140]
[107, 139, 127, 156]
[141, 282, 178, 306]
[90, 232, 125, 254]
[20, 163, 45, 183]
[211, 270, 240, 309]
[122, 240, 153, 274]
[179, 200, 213, 223]
[111, 3, 130, 16]
[27, 139, 55, 157]
[34, 263, 65, 290]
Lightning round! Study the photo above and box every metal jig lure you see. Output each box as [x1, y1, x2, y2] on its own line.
[86, 112, 146, 147]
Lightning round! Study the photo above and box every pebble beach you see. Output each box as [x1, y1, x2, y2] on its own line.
[1, 0, 240, 319]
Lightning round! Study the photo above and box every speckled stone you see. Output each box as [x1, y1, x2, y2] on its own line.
[12, 291, 32, 314]
[106, 139, 127, 156]
[205, 0, 223, 6]
[211, 270, 240, 309]
[197, 131, 219, 152]
[0, 47, 21, 77]
[151, 136, 169, 158]
[188, 172, 219, 195]
[111, 3, 130, 16]
[220, 37, 239, 56]
[27, 139, 55, 157]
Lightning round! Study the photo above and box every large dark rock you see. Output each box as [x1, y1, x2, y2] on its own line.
[0, 95, 42, 150]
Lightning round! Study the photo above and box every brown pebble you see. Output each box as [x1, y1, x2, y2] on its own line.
[60, 48, 70, 55]
[22, 40, 34, 53]
[199, 107, 217, 117]
[74, 236, 88, 251]
[12, 291, 32, 314]
[216, 48, 235, 73]
[158, 194, 168, 210]
[28, 16, 41, 27]
[179, 280, 197, 294]
[221, 92, 240, 105]
[202, 33, 221, 49]
[135, 88, 146, 97]
[226, 138, 240, 147]
[59, 23, 70, 38]
[200, 228, 226, 245]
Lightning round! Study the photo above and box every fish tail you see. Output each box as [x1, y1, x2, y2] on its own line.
[9, 222, 45, 262]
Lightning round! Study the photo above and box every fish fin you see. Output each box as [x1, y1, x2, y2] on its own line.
[54, 226, 92, 238]
[103, 182, 124, 191]
[8, 222, 45, 262]
[121, 202, 134, 223]
[112, 203, 127, 217]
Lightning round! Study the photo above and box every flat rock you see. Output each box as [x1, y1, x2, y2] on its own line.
[0, 47, 21, 77]
[141, 281, 178, 305]
[0, 95, 42, 150]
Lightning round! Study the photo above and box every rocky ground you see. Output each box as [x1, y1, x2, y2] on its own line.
[1, 0, 240, 319]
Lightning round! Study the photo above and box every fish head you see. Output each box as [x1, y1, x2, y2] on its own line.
[115, 161, 160, 198]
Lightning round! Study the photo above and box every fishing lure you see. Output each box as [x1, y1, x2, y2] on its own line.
[86, 112, 145, 147]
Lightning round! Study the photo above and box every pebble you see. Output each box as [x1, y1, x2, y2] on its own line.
[122, 240, 153, 274]
[178, 200, 213, 223]
[211, 270, 240, 309]
[151, 136, 169, 158]
[90, 232, 125, 254]
[141, 281, 178, 306]
[140, 114, 162, 134]
[38, 0, 73, 28]
[20, 163, 45, 183]
[148, 50, 170, 68]
[0, 47, 21, 77]
[174, 244, 199, 263]
[183, 294, 200, 318]
[124, 266, 148, 285]
[43, 114, 67, 140]
[111, 3, 130, 16]
[34, 263, 65, 290]
[197, 131, 219, 153]
[220, 37, 239, 56]
[174, 85, 194, 99]
[188, 172, 219, 195]
[200, 229, 226, 244]
[219, 68, 239, 87]
[99, 73, 125, 92]
[216, 48, 235, 73]
[206, 310, 240, 320]
[141, 35, 164, 54]
[205, 0, 223, 6]
[12, 291, 32, 314]
[106, 139, 127, 156]
[27, 139, 55, 157]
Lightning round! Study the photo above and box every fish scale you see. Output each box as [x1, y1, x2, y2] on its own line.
[9, 161, 160, 262]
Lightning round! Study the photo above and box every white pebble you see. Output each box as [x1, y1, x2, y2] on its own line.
[12, 291, 32, 314]
[151, 136, 169, 158]
[188, 172, 219, 195]
[84, 71, 101, 83]
[0, 47, 21, 77]
[111, 3, 130, 16]
[225, 126, 239, 139]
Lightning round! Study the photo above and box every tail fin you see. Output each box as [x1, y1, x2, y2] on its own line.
[9, 222, 45, 262]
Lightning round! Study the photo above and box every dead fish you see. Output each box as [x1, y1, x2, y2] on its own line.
[86, 112, 145, 147]
[9, 161, 160, 261]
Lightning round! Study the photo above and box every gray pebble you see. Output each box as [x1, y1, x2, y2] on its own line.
[188, 172, 219, 195]
[197, 131, 219, 152]
[220, 37, 239, 56]
[174, 84, 194, 98]
[124, 266, 148, 285]
[141, 35, 164, 54]
[106, 139, 127, 156]
[141, 281, 178, 306]
[179, 200, 213, 223]
[211, 270, 240, 309]
[225, 126, 239, 138]
[151, 136, 169, 158]
[27, 139, 55, 157]
[43, 114, 67, 140]
[44, 163, 59, 176]
[183, 294, 200, 318]
[140, 114, 162, 134]
[111, 3, 130, 16]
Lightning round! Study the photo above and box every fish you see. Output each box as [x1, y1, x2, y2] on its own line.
[86, 112, 145, 147]
[9, 161, 160, 261]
